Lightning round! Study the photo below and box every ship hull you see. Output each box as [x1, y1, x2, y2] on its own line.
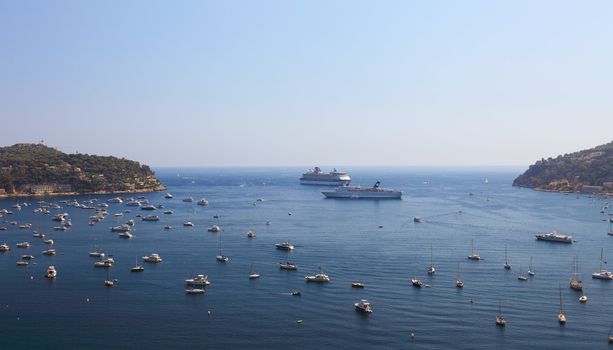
[322, 191, 402, 199]
[300, 179, 351, 186]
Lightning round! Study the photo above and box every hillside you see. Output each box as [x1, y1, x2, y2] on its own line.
[0, 143, 165, 196]
[513, 141, 613, 193]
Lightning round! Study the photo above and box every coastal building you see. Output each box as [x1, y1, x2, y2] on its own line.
[581, 185, 603, 194]
[26, 184, 54, 195]
[0, 188, 6, 195]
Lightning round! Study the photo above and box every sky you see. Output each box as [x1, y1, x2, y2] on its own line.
[0, 1, 612, 167]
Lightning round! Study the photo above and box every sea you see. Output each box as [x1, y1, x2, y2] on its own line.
[1, 167, 612, 350]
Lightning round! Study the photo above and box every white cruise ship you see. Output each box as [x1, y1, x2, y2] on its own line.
[322, 181, 402, 199]
[300, 167, 351, 186]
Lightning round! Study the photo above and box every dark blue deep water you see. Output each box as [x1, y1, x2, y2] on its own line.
[1, 167, 613, 349]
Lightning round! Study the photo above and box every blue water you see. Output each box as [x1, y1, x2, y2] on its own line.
[1, 167, 612, 349]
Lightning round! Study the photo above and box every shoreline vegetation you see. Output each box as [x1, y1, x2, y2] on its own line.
[0, 143, 165, 198]
[513, 140, 613, 197]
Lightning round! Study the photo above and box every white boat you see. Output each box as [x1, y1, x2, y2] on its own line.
[32, 232, 45, 238]
[21, 255, 35, 260]
[517, 265, 528, 281]
[275, 242, 294, 250]
[249, 264, 260, 279]
[183, 222, 194, 227]
[53, 226, 68, 231]
[164, 225, 172, 230]
[592, 248, 613, 280]
[16, 242, 31, 248]
[579, 293, 588, 303]
[16, 261, 28, 266]
[322, 181, 402, 199]
[197, 199, 209, 206]
[164, 193, 173, 199]
[164, 210, 173, 215]
[186, 287, 205, 294]
[354, 299, 373, 313]
[125, 200, 141, 207]
[182, 197, 194, 203]
[0, 243, 10, 252]
[89, 249, 105, 257]
[247, 230, 256, 238]
[300, 167, 351, 186]
[207, 225, 221, 232]
[44, 239, 54, 245]
[558, 284, 567, 324]
[427, 244, 436, 274]
[131, 257, 144, 272]
[140, 205, 157, 211]
[411, 277, 423, 287]
[279, 262, 297, 270]
[45, 266, 57, 278]
[118, 231, 133, 239]
[94, 258, 114, 268]
[305, 268, 330, 282]
[42, 249, 56, 256]
[108, 197, 123, 203]
[456, 263, 464, 288]
[536, 230, 573, 243]
[143, 253, 162, 263]
[528, 257, 536, 276]
[142, 215, 160, 222]
[111, 224, 131, 232]
[185, 274, 210, 286]
[467, 240, 481, 260]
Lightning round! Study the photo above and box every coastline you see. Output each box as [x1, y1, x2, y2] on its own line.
[516, 185, 613, 198]
[0, 185, 166, 199]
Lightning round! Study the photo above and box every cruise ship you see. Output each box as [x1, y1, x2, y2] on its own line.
[300, 167, 351, 186]
[322, 181, 402, 199]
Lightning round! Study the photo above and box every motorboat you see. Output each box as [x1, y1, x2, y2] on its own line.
[16, 242, 31, 248]
[32, 232, 45, 238]
[125, 219, 135, 226]
[164, 225, 172, 230]
[182, 197, 194, 203]
[279, 262, 297, 270]
[579, 293, 588, 303]
[142, 215, 160, 222]
[89, 249, 105, 257]
[247, 230, 256, 238]
[111, 224, 131, 233]
[197, 199, 209, 206]
[44, 239, 54, 245]
[140, 205, 157, 211]
[354, 299, 373, 313]
[125, 201, 141, 207]
[275, 242, 294, 250]
[42, 249, 56, 256]
[164, 193, 173, 199]
[207, 225, 221, 232]
[216, 254, 229, 263]
[351, 282, 365, 288]
[413, 217, 423, 223]
[183, 222, 194, 227]
[291, 290, 301, 296]
[411, 278, 423, 287]
[21, 255, 35, 260]
[185, 274, 210, 286]
[53, 226, 68, 231]
[16, 261, 28, 266]
[305, 270, 330, 282]
[94, 258, 114, 268]
[143, 253, 162, 263]
[118, 231, 133, 239]
[164, 210, 173, 215]
[0, 243, 10, 252]
[45, 266, 57, 278]
[108, 197, 123, 203]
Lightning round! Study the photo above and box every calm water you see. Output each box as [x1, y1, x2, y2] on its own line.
[1, 167, 612, 349]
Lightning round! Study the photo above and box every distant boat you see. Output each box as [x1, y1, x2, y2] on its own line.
[496, 302, 506, 326]
[558, 284, 567, 324]
[275, 242, 294, 251]
[456, 263, 464, 288]
[579, 292, 588, 303]
[354, 299, 372, 313]
[503, 247, 511, 270]
[351, 282, 365, 288]
[249, 264, 260, 279]
[247, 230, 256, 238]
[467, 240, 481, 260]
[528, 257, 536, 276]
[164, 193, 173, 199]
[517, 265, 528, 281]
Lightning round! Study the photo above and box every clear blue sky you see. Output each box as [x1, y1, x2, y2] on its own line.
[1, 1, 611, 167]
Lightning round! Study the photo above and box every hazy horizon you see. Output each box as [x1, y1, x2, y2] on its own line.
[1, 1, 612, 167]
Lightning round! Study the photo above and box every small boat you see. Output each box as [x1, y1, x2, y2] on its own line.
[186, 274, 210, 286]
[279, 262, 297, 270]
[111, 224, 131, 233]
[131, 264, 144, 272]
[426, 244, 436, 274]
[183, 222, 194, 227]
[182, 197, 194, 203]
[197, 199, 209, 206]
[164, 210, 173, 215]
[21, 255, 35, 260]
[467, 240, 481, 260]
[142, 215, 160, 222]
[45, 265, 57, 278]
[16, 242, 31, 248]
[42, 249, 56, 256]
[608, 324, 613, 343]
[32, 232, 45, 238]
[291, 290, 301, 296]
[591, 248, 613, 280]
[94, 258, 114, 268]
[186, 287, 205, 294]
[354, 299, 373, 313]
[558, 284, 567, 324]
[164, 225, 172, 230]
[164, 193, 173, 199]
[53, 226, 68, 231]
[216, 231, 229, 262]
[104, 279, 115, 287]
[496, 302, 506, 326]
[249, 264, 260, 279]
[456, 263, 464, 288]
[207, 225, 221, 232]
[0, 243, 10, 252]
[118, 231, 133, 239]
[351, 282, 365, 288]
[411, 278, 423, 287]
[503, 247, 511, 270]
[16, 261, 28, 266]
[89, 249, 105, 257]
[247, 230, 256, 238]
[275, 242, 294, 250]
[305, 268, 331, 282]
[413, 216, 423, 223]
[125, 219, 135, 226]
[140, 205, 157, 211]
[142, 253, 162, 263]
[579, 292, 588, 303]
[528, 257, 536, 276]
[44, 239, 54, 245]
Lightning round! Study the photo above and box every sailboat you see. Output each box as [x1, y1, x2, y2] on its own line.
[592, 248, 613, 280]
[411, 263, 423, 287]
[104, 270, 115, 287]
[426, 244, 436, 274]
[528, 257, 535, 276]
[249, 263, 260, 279]
[608, 219, 613, 236]
[517, 265, 528, 281]
[467, 240, 481, 260]
[131, 256, 144, 272]
[456, 263, 464, 288]
[216, 231, 229, 263]
[558, 284, 567, 324]
[503, 247, 511, 270]
[608, 324, 613, 343]
[495, 302, 506, 326]
[569, 256, 583, 291]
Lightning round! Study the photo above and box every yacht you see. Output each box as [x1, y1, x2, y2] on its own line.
[354, 299, 373, 313]
[322, 181, 402, 199]
[279, 262, 297, 270]
[126, 219, 135, 226]
[247, 230, 256, 238]
[185, 274, 211, 286]
[197, 199, 209, 206]
[535, 230, 573, 243]
[53, 226, 68, 231]
[467, 240, 481, 260]
[300, 167, 351, 186]
[248, 264, 260, 279]
[275, 242, 294, 250]
[111, 224, 131, 233]
[32, 232, 45, 238]
[125, 200, 141, 207]
[0, 243, 10, 252]
[16, 261, 28, 266]
[517, 265, 528, 281]
[42, 249, 56, 256]
[142, 215, 160, 222]
[16, 242, 31, 248]
[143, 253, 162, 263]
[528, 257, 536, 276]
[182, 197, 194, 203]
[114, 213, 123, 217]
[183, 222, 194, 227]
[411, 277, 423, 287]
[94, 258, 114, 268]
[207, 225, 221, 232]
[164, 225, 172, 230]
[305, 269, 331, 282]
[164, 193, 173, 199]
[21, 255, 35, 260]
[45, 266, 57, 278]
[164, 210, 173, 215]
[89, 249, 105, 257]
[118, 231, 133, 239]
[108, 197, 123, 203]
[44, 239, 54, 245]
[591, 248, 613, 280]
[186, 287, 205, 294]
[352, 282, 365, 288]
[140, 205, 157, 211]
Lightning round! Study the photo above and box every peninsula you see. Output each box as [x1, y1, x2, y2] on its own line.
[513, 141, 613, 195]
[0, 143, 165, 197]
